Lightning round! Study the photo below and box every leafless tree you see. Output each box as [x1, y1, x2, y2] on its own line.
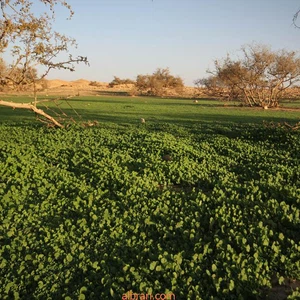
[0, 0, 88, 127]
[198, 44, 300, 107]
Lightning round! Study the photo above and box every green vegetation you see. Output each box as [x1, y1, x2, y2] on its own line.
[0, 95, 299, 127]
[0, 96, 299, 299]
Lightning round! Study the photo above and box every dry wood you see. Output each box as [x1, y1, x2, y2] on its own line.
[0, 99, 64, 128]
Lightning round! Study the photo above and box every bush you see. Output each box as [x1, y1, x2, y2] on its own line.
[108, 76, 135, 88]
[136, 68, 184, 97]
[89, 81, 99, 87]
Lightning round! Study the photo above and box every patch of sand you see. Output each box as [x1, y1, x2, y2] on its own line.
[47, 79, 71, 89]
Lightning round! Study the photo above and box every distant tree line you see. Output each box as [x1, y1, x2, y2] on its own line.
[108, 44, 300, 107]
[2, 41, 300, 109]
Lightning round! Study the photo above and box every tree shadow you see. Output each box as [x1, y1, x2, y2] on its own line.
[53, 107, 300, 126]
[95, 90, 130, 96]
[0, 107, 38, 124]
[1, 98, 299, 131]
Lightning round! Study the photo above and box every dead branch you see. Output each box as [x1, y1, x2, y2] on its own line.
[293, 9, 300, 28]
[81, 120, 99, 127]
[29, 95, 74, 105]
[284, 121, 300, 130]
[0, 99, 64, 127]
[263, 120, 300, 131]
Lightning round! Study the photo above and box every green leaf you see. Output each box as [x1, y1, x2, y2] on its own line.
[278, 276, 285, 285]
[241, 269, 247, 281]
[150, 261, 157, 271]
[139, 282, 147, 291]
[161, 257, 167, 265]
[80, 286, 87, 294]
[156, 265, 162, 272]
[229, 280, 235, 291]
[212, 264, 217, 272]
[263, 239, 269, 246]
[25, 254, 32, 261]
[175, 253, 182, 265]
[104, 209, 110, 220]
[5, 282, 14, 293]
[66, 254, 73, 262]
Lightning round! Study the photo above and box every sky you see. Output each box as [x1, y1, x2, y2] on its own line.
[34, 0, 300, 85]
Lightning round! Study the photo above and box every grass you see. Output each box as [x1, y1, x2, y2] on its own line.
[281, 98, 300, 108]
[0, 95, 299, 127]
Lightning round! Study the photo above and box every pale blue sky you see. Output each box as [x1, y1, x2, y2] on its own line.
[43, 0, 300, 85]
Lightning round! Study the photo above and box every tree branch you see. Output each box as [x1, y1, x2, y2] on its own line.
[0, 99, 64, 127]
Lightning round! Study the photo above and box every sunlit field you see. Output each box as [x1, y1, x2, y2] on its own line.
[0, 96, 299, 299]
[0, 95, 299, 126]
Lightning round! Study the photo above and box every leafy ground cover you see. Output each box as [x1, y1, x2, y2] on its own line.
[0, 96, 299, 299]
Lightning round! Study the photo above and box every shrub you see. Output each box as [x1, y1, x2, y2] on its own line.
[136, 68, 184, 97]
[108, 76, 135, 88]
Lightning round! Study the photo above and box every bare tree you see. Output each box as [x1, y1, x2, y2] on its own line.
[0, 0, 88, 127]
[198, 44, 300, 107]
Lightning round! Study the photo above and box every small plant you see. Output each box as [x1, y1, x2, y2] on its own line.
[89, 81, 100, 87]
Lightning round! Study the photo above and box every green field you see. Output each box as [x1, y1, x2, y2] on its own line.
[0, 96, 299, 299]
[0, 95, 300, 126]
